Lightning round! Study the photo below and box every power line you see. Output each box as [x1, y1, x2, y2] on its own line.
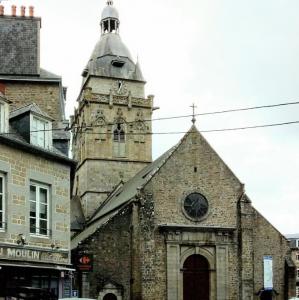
[0, 120, 299, 136]
[144, 100, 299, 123]
[201, 120, 299, 133]
[78, 119, 299, 135]
[0, 100, 299, 135]
[71, 99, 299, 130]
[1, 119, 298, 137]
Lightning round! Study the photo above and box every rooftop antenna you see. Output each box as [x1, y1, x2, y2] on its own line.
[190, 103, 197, 124]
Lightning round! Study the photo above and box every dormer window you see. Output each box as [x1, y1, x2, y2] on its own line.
[111, 60, 125, 68]
[31, 116, 52, 149]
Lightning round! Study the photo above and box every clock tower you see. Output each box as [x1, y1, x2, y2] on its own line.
[71, 0, 153, 218]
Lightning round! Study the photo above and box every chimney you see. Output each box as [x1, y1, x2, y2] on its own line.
[29, 6, 34, 17]
[0, 5, 4, 16]
[11, 5, 16, 17]
[0, 83, 6, 95]
[21, 6, 26, 17]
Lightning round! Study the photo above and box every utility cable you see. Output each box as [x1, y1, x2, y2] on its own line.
[1, 100, 299, 135]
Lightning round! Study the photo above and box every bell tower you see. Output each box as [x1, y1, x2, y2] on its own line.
[71, 1, 154, 218]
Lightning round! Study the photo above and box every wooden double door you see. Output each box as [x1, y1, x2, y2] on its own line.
[183, 254, 210, 300]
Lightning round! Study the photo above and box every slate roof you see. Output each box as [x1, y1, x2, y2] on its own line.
[0, 131, 75, 166]
[285, 234, 299, 239]
[10, 103, 54, 121]
[70, 128, 194, 249]
[0, 68, 61, 82]
[84, 34, 144, 82]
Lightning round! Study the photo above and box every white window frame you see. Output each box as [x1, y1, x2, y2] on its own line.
[0, 173, 5, 231]
[0, 102, 5, 133]
[30, 115, 52, 149]
[29, 182, 50, 237]
[296, 285, 299, 297]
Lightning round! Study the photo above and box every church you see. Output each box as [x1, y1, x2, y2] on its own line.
[70, 1, 296, 299]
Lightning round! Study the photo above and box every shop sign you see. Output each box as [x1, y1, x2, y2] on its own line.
[0, 245, 69, 264]
[76, 253, 93, 272]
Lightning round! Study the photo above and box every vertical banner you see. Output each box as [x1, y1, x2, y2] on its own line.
[263, 256, 273, 290]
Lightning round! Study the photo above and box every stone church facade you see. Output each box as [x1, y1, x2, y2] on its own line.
[71, 1, 296, 299]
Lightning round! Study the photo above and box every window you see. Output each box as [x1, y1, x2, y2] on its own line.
[113, 123, 126, 157]
[297, 269, 299, 279]
[296, 254, 299, 261]
[31, 117, 51, 149]
[30, 182, 50, 236]
[0, 174, 5, 230]
[296, 286, 299, 297]
[0, 102, 5, 133]
[296, 239, 299, 248]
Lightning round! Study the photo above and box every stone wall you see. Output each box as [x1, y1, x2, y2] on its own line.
[87, 77, 146, 99]
[252, 208, 294, 299]
[0, 142, 71, 252]
[135, 129, 242, 299]
[137, 128, 293, 299]
[75, 159, 149, 218]
[72, 97, 152, 163]
[151, 129, 242, 229]
[72, 86, 153, 219]
[3, 81, 64, 126]
[86, 207, 132, 300]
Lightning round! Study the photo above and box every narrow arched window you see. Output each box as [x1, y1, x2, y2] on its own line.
[113, 123, 126, 157]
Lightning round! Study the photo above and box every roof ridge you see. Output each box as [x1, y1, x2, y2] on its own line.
[71, 127, 201, 246]
[9, 102, 54, 121]
[138, 126, 198, 190]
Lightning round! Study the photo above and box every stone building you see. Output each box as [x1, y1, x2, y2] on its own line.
[71, 0, 153, 219]
[0, 92, 76, 299]
[0, 5, 76, 298]
[0, 4, 69, 155]
[70, 1, 296, 299]
[286, 234, 299, 297]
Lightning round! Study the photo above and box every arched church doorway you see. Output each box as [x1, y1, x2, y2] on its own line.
[183, 254, 210, 300]
[103, 293, 117, 300]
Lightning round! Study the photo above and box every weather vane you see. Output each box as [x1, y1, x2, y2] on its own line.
[190, 103, 197, 124]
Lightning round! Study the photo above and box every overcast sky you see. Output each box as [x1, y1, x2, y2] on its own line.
[3, 0, 299, 234]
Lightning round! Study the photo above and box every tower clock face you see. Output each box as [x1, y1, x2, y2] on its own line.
[113, 80, 128, 95]
[183, 193, 209, 220]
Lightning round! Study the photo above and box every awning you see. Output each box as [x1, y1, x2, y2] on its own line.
[0, 261, 75, 271]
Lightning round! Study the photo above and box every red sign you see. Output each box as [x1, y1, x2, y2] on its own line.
[77, 254, 93, 272]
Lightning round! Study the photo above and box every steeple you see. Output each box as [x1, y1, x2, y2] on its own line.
[72, 1, 153, 218]
[101, 0, 120, 34]
[82, 0, 144, 82]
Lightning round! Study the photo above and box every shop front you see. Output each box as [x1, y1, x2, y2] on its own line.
[0, 245, 74, 299]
